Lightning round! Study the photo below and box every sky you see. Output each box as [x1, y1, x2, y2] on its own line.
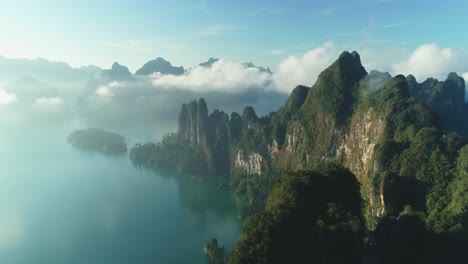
[1, 0, 467, 73]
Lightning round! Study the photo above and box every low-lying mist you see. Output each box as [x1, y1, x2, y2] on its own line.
[0, 57, 289, 134]
[2, 41, 468, 137]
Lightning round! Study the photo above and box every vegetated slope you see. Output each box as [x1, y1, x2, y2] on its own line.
[131, 51, 468, 262]
[68, 128, 127, 154]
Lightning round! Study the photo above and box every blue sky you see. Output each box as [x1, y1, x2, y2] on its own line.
[0, 0, 467, 72]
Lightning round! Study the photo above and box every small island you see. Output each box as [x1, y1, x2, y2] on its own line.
[68, 128, 127, 154]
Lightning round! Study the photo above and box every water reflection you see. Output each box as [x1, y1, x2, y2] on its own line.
[0, 123, 243, 263]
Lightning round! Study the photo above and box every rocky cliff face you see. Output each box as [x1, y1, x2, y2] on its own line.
[178, 98, 208, 145]
[177, 98, 232, 176]
[174, 51, 467, 227]
[341, 108, 386, 216]
[234, 151, 263, 175]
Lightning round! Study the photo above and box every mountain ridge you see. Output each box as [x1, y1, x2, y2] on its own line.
[135, 57, 184, 76]
[130, 51, 468, 261]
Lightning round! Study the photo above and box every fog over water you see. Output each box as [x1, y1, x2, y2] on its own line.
[0, 121, 243, 263]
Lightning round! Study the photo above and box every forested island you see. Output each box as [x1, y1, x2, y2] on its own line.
[68, 128, 127, 154]
[131, 51, 468, 263]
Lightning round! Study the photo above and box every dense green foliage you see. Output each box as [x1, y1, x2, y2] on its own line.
[408, 72, 468, 138]
[443, 145, 468, 232]
[130, 133, 208, 174]
[232, 169, 283, 216]
[229, 164, 468, 263]
[67, 128, 127, 154]
[203, 239, 227, 264]
[362, 75, 467, 232]
[129, 51, 468, 263]
[228, 164, 364, 264]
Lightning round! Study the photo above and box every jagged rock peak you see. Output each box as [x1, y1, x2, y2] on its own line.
[447, 72, 461, 80]
[384, 75, 411, 98]
[285, 85, 310, 110]
[312, 50, 368, 89]
[301, 50, 367, 125]
[101, 62, 132, 80]
[406, 74, 417, 83]
[406, 74, 419, 96]
[393, 74, 409, 83]
[177, 98, 209, 145]
[199, 58, 220, 67]
[365, 70, 392, 92]
[136, 57, 184, 76]
[442, 72, 465, 104]
[338, 50, 358, 61]
[445, 72, 465, 90]
[351, 51, 361, 64]
[241, 106, 258, 129]
[111, 62, 130, 72]
[336, 51, 366, 73]
[243, 62, 272, 74]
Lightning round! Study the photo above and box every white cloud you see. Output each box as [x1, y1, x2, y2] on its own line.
[319, 8, 335, 16]
[151, 59, 273, 92]
[0, 213, 24, 251]
[95, 85, 114, 97]
[273, 41, 338, 92]
[194, 24, 240, 36]
[359, 47, 411, 73]
[463, 73, 468, 100]
[463, 72, 468, 82]
[94, 81, 123, 97]
[0, 89, 16, 105]
[383, 20, 415, 28]
[392, 44, 465, 81]
[271, 49, 288, 55]
[270, 42, 468, 93]
[148, 42, 468, 95]
[34, 96, 64, 106]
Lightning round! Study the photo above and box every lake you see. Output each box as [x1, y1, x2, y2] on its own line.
[0, 121, 243, 263]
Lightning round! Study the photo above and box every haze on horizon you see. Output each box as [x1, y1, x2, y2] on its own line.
[2, 1, 468, 263]
[1, 1, 468, 131]
[0, 0, 467, 76]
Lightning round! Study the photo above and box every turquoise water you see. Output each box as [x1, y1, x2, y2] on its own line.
[0, 123, 243, 263]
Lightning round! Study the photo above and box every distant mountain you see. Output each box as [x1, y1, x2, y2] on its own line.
[243, 62, 272, 74]
[0, 56, 102, 84]
[3, 76, 59, 101]
[365, 70, 392, 92]
[198, 57, 272, 74]
[135, 57, 184, 76]
[132, 51, 468, 262]
[78, 65, 103, 76]
[199, 57, 220, 67]
[101, 62, 133, 81]
[407, 72, 467, 137]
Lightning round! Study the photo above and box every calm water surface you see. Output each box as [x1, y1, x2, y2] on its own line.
[0, 122, 243, 263]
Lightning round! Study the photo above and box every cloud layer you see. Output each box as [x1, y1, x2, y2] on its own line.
[271, 42, 468, 90]
[273, 41, 337, 91]
[392, 44, 467, 81]
[150, 59, 273, 92]
[0, 89, 16, 105]
[2, 41, 468, 129]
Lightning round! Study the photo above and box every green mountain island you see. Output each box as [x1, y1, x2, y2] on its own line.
[68, 128, 127, 154]
[130, 51, 468, 263]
